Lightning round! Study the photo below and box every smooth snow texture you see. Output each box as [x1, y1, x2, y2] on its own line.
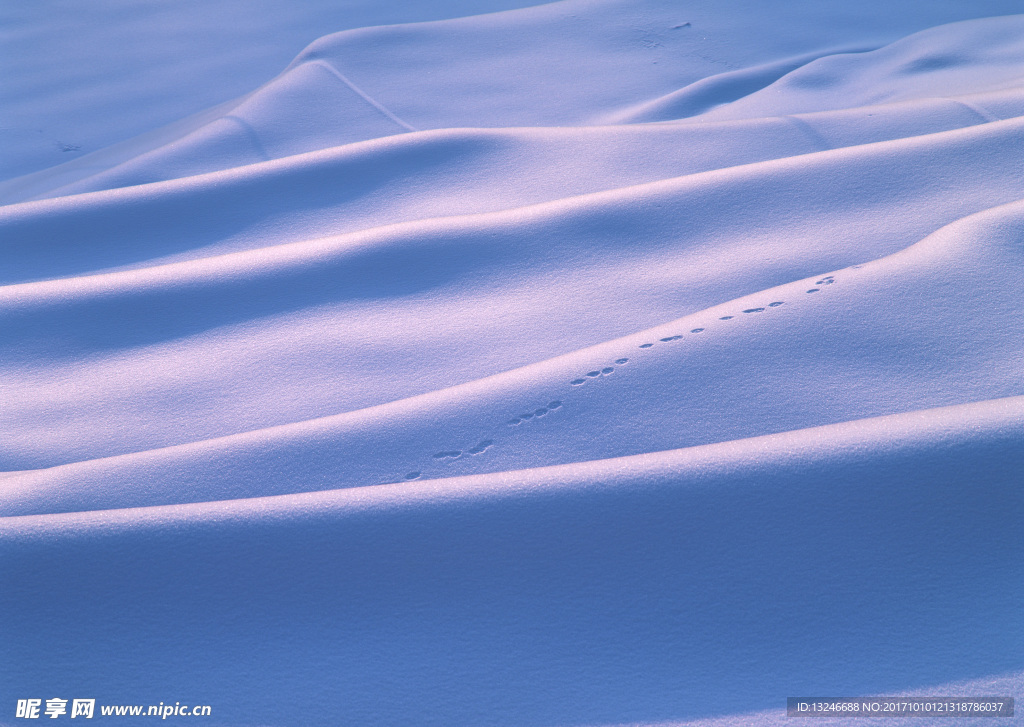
[1, 1, 1022, 726]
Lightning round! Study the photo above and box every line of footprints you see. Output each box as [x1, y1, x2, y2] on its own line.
[402, 273, 838, 481]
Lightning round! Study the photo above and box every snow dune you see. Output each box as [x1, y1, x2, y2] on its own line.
[1, 1, 1022, 725]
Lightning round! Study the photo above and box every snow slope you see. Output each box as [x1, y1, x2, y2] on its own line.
[1, 1, 1022, 725]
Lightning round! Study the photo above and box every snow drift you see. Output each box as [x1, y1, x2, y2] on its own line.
[1, 1, 1022, 725]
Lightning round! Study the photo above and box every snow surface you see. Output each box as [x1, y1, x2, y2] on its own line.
[1, 1, 1022, 725]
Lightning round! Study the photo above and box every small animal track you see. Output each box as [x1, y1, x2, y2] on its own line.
[397, 271, 844, 484]
[508, 400, 563, 426]
[630, 275, 839, 358]
[807, 275, 835, 293]
[467, 440, 494, 455]
[565, 358, 628, 387]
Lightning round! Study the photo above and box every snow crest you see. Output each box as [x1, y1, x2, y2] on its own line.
[2, 1, 1022, 725]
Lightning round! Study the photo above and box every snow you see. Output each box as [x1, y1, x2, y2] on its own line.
[1, 1, 1022, 725]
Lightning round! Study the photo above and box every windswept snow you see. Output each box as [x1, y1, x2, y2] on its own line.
[1, 1, 1022, 725]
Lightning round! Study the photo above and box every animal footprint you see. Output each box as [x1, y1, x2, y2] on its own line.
[809, 273, 839, 293]
[432, 450, 462, 460]
[510, 400, 564, 425]
[468, 440, 494, 455]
